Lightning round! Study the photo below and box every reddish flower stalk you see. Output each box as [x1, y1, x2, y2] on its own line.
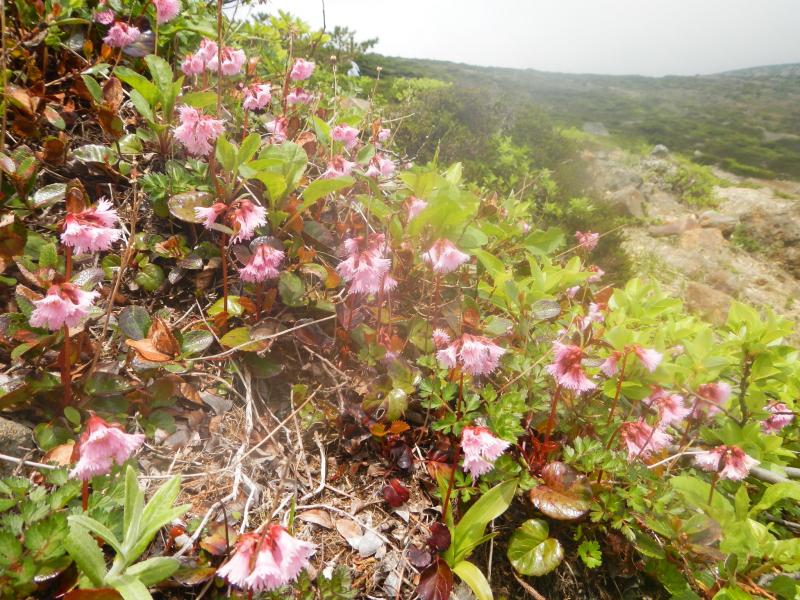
[606, 351, 629, 426]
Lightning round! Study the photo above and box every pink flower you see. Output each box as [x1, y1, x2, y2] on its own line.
[240, 244, 284, 282]
[181, 53, 205, 76]
[761, 402, 794, 433]
[217, 534, 258, 589]
[230, 199, 266, 243]
[695, 445, 758, 481]
[620, 421, 672, 461]
[195, 38, 218, 64]
[547, 342, 595, 392]
[69, 416, 145, 480]
[30, 283, 99, 331]
[207, 46, 246, 76]
[243, 83, 272, 111]
[645, 388, 691, 427]
[436, 334, 506, 376]
[587, 265, 604, 283]
[422, 239, 470, 274]
[520, 222, 531, 234]
[432, 328, 451, 349]
[153, 0, 179, 23]
[377, 128, 391, 143]
[61, 198, 121, 254]
[103, 21, 141, 48]
[286, 87, 312, 105]
[290, 58, 315, 81]
[266, 117, 288, 143]
[322, 156, 356, 179]
[407, 197, 428, 221]
[382, 275, 398, 293]
[577, 302, 604, 330]
[194, 202, 227, 229]
[634, 346, 662, 372]
[575, 231, 599, 251]
[566, 285, 580, 299]
[174, 105, 224, 156]
[331, 124, 360, 149]
[93, 9, 115, 24]
[336, 234, 392, 295]
[365, 155, 395, 178]
[695, 382, 731, 416]
[600, 351, 621, 377]
[461, 426, 509, 477]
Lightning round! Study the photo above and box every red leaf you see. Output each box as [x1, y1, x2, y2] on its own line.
[427, 522, 451, 552]
[407, 545, 432, 568]
[416, 557, 453, 600]
[382, 479, 410, 508]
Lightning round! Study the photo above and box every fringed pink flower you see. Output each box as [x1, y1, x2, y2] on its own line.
[69, 416, 145, 481]
[587, 265, 604, 283]
[174, 105, 224, 156]
[365, 155, 395, 178]
[600, 350, 621, 377]
[286, 87, 312, 105]
[207, 46, 246, 76]
[103, 22, 140, 48]
[322, 156, 356, 179]
[645, 388, 691, 427]
[331, 124, 360, 149]
[762, 402, 794, 433]
[153, 0, 180, 23]
[575, 231, 599, 251]
[407, 197, 428, 221]
[547, 342, 595, 392]
[695, 382, 731, 416]
[436, 334, 506, 376]
[377, 128, 391, 143]
[290, 58, 315, 81]
[219, 526, 316, 592]
[61, 198, 121, 254]
[243, 83, 272, 111]
[181, 53, 204, 76]
[461, 426, 509, 477]
[695, 445, 758, 481]
[577, 302, 604, 330]
[336, 234, 392, 295]
[566, 285, 580, 299]
[195, 38, 218, 65]
[231, 199, 266, 243]
[266, 117, 288, 143]
[422, 239, 470, 274]
[30, 283, 99, 331]
[194, 202, 227, 229]
[432, 328, 451, 349]
[240, 244, 284, 282]
[634, 346, 662, 372]
[93, 9, 115, 24]
[620, 421, 672, 461]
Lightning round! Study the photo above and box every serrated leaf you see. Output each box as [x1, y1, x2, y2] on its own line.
[64, 522, 107, 587]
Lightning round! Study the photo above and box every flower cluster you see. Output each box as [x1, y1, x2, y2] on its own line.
[182, 39, 245, 76]
[435, 332, 506, 376]
[239, 243, 284, 282]
[575, 230, 599, 251]
[103, 22, 141, 48]
[243, 83, 272, 111]
[695, 445, 758, 481]
[322, 156, 356, 179]
[601, 345, 662, 376]
[174, 105, 225, 156]
[547, 342, 595, 392]
[762, 402, 794, 433]
[461, 426, 509, 477]
[422, 239, 470, 274]
[61, 198, 121, 254]
[153, 0, 180, 23]
[70, 416, 145, 480]
[30, 283, 99, 331]
[620, 420, 672, 461]
[332, 124, 360, 149]
[195, 199, 266, 242]
[336, 234, 393, 295]
[290, 58, 315, 81]
[645, 387, 691, 427]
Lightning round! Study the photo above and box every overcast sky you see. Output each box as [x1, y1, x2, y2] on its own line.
[251, 0, 800, 76]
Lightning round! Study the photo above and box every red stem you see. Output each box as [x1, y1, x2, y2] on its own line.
[441, 372, 465, 522]
[220, 235, 229, 314]
[82, 480, 89, 511]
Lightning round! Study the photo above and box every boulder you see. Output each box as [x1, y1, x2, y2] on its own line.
[583, 122, 609, 137]
[602, 167, 643, 192]
[649, 215, 698, 237]
[651, 144, 669, 157]
[605, 185, 645, 218]
[679, 227, 725, 252]
[0, 417, 33, 472]
[685, 282, 733, 325]
[699, 210, 739, 235]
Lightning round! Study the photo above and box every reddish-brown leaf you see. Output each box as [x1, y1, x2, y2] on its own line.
[416, 558, 453, 600]
[427, 522, 451, 552]
[125, 338, 172, 362]
[382, 479, 410, 508]
[529, 461, 591, 521]
[149, 317, 180, 356]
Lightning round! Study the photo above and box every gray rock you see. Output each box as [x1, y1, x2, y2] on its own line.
[679, 228, 725, 252]
[603, 167, 644, 192]
[0, 417, 33, 471]
[649, 215, 698, 237]
[605, 185, 645, 218]
[699, 210, 739, 235]
[583, 122, 609, 137]
[685, 282, 734, 325]
[651, 144, 669, 157]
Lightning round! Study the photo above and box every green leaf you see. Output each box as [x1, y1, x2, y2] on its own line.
[128, 476, 188, 564]
[215, 135, 237, 173]
[134, 263, 165, 292]
[81, 74, 104, 103]
[123, 466, 144, 546]
[38, 242, 59, 269]
[129, 89, 154, 123]
[119, 306, 152, 340]
[179, 330, 215, 356]
[238, 133, 262, 166]
[0, 531, 23, 566]
[32, 183, 67, 207]
[124, 556, 179, 586]
[64, 522, 107, 587]
[577, 540, 602, 569]
[452, 561, 493, 600]
[278, 272, 305, 307]
[300, 176, 354, 209]
[180, 91, 218, 109]
[506, 519, 564, 577]
[249, 142, 307, 205]
[144, 55, 174, 98]
[114, 66, 159, 106]
[68, 514, 125, 558]
[168, 191, 214, 223]
[73, 144, 115, 164]
[208, 295, 244, 317]
[218, 326, 269, 352]
[750, 482, 800, 516]
[450, 480, 517, 564]
[109, 573, 153, 600]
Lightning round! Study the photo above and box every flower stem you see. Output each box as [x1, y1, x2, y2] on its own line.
[220, 235, 229, 314]
[441, 372, 465, 522]
[606, 351, 629, 426]
[81, 480, 89, 511]
[708, 473, 719, 504]
[61, 325, 72, 407]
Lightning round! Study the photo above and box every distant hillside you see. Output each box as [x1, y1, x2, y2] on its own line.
[363, 55, 800, 179]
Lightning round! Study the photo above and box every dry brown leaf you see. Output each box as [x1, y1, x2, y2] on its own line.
[43, 441, 75, 466]
[298, 509, 334, 529]
[125, 338, 172, 362]
[149, 317, 180, 356]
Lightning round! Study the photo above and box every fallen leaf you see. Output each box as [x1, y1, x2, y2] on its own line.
[335, 518, 362, 549]
[298, 509, 333, 529]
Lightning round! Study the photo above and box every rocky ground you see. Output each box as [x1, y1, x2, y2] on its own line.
[582, 145, 800, 334]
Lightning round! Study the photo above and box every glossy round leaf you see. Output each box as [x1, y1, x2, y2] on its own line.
[168, 191, 214, 223]
[507, 519, 564, 577]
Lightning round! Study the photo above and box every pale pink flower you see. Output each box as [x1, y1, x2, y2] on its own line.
[269, 526, 316, 586]
[195, 38, 218, 65]
[331, 124, 360, 149]
[194, 202, 227, 229]
[240, 244, 284, 282]
[207, 46, 246, 76]
[461, 426, 510, 477]
[547, 342, 595, 392]
[432, 328, 451, 349]
[365, 155, 395, 178]
[217, 534, 258, 589]
[230, 199, 266, 243]
[181, 53, 204, 76]
[93, 9, 115, 24]
[620, 421, 672, 461]
[174, 105, 224, 156]
[587, 265, 604, 283]
[407, 197, 428, 221]
[61, 198, 121, 254]
[290, 58, 315, 81]
[436, 334, 506, 376]
[336, 234, 392, 295]
[266, 117, 288, 143]
[645, 388, 691, 427]
[520, 222, 531, 234]
[600, 350, 621, 377]
[243, 83, 272, 111]
[69, 416, 145, 480]
[566, 285, 580, 299]
[286, 87, 312, 105]
[377, 128, 391, 143]
[761, 402, 794, 433]
[695, 382, 731, 416]
[422, 239, 470, 274]
[322, 156, 356, 179]
[103, 21, 141, 48]
[577, 302, 604, 330]
[30, 283, 99, 331]
[695, 445, 758, 481]
[382, 275, 397, 293]
[575, 231, 599, 251]
[153, 0, 179, 23]
[634, 346, 662, 372]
